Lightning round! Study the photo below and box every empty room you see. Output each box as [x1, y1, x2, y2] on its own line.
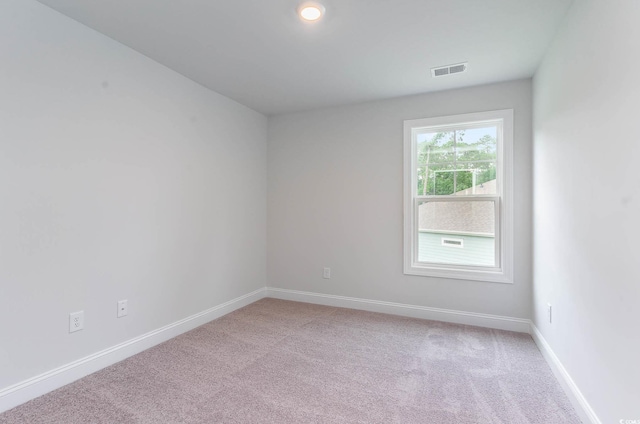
[0, 0, 638, 423]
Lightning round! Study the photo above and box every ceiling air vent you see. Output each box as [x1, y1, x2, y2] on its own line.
[431, 62, 468, 78]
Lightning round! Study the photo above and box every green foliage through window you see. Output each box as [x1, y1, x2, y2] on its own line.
[416, 128, 497, 196]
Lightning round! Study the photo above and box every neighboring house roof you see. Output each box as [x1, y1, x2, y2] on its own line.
[418, 180, 496, 235]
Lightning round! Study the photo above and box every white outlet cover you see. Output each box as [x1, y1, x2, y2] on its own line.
[117, 300, 128, 318]
[323, 267, 331, 279]
[69, 311, 84, 333]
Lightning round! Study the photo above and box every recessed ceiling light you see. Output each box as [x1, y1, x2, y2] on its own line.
[298, 2, 325, 22]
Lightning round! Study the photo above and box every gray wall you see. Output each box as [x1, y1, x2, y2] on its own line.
[532, 0, 640, 421]
[268, 79, 532, 318]
[0, 0, 267, 389]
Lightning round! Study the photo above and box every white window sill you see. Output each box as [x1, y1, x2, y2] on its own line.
[404, 263, 513, 284]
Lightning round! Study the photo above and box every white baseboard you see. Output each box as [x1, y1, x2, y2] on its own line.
[529, 323, 601, 424]
[0, 287, 266, 414]
[266, 287, 531, 333]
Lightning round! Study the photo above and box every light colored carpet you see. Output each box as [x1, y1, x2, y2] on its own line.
[0, 299, 580, 423]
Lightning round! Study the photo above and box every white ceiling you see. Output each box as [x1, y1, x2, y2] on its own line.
[35, 0, 573, 115]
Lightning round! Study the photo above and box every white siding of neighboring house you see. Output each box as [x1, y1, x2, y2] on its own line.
[418, 232, 495, 266]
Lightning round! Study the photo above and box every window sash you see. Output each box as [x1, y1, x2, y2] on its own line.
[412, 197, 501, 271]
[413, 120, 504, 198]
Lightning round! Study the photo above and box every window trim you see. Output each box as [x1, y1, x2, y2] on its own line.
[403, 109, 514, 284]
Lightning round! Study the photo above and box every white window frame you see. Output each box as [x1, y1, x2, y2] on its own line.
[403, 109, 514, 284]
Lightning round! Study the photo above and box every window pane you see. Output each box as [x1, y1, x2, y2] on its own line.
[453, 169, 474, 193]
[456, 126, 497, 162]
[423, 164, 456, 195]
[417, 131, 455, 165]
[417, 200, 496, 267]
[417, 126, 499, 197]
[423, 167, 493, 196]
[453, 162, 497, 195]
[416, 167, 427, 196]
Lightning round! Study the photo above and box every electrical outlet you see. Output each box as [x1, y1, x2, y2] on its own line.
[117, 300, 128, 318]
[323, 267, 331, 279]
[69, 311, 84, 333]
[547, 303, 552, 324]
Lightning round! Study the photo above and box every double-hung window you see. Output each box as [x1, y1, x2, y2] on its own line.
[403, 110, 513, 283]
